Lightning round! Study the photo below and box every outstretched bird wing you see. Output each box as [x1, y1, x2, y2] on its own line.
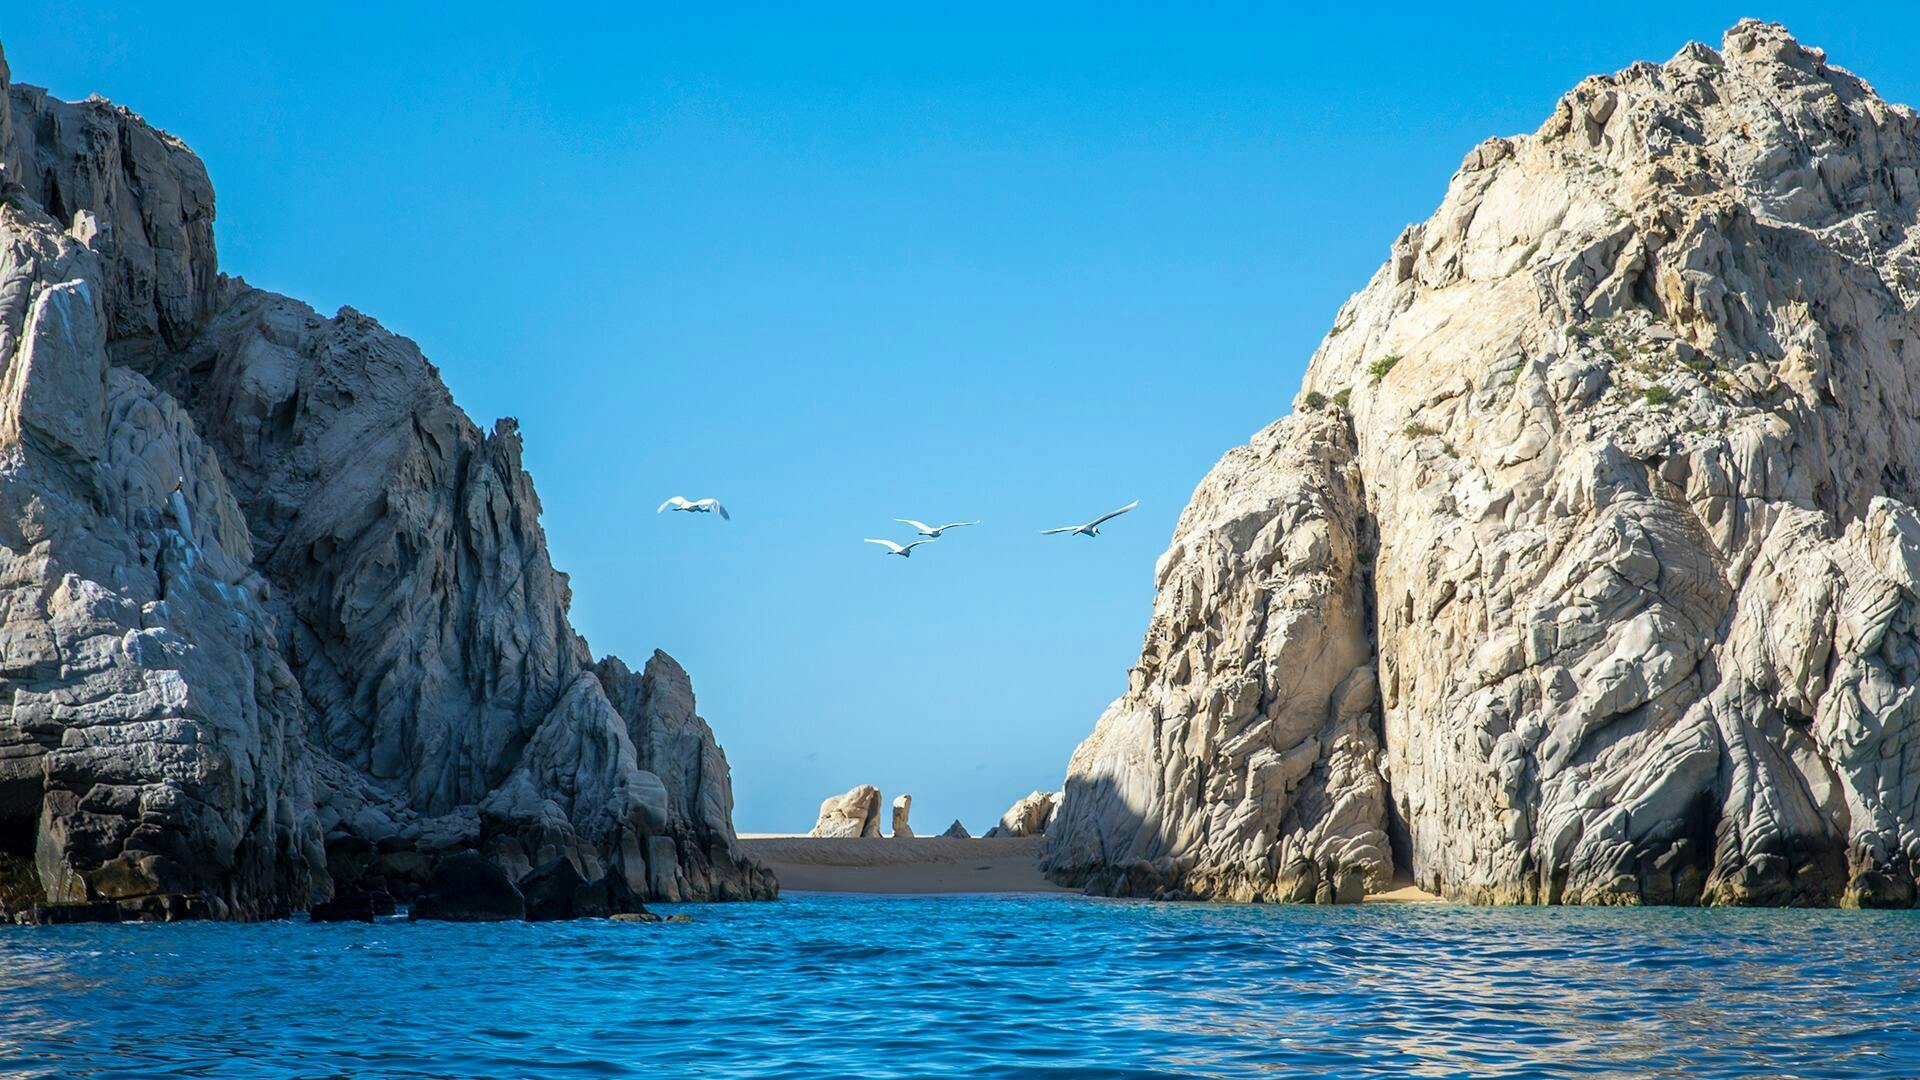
[865, 538, 906, 554]
[904, 539, 937, 552]
[657, 496, 690, 513]
[936, 520, 979, 532]
[1088, 500, 1140, 528]
[895, 518, 935, 533]
[1039, 526, 1079, 535]
[697, 498, 731, 520]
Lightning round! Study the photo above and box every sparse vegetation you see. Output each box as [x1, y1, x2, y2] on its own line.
[0, 851, 44, 915]
[1303, 391, 1328, 411]
[1332, 387, 1352, 409]
[1643, 385, 1674, 406]
[1402, 421, 1439, 439]
[1369, 355, 1401, 382]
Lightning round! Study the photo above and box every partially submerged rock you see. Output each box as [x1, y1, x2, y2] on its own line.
[309, 889, 397, 923]
[810, 785, 883, 838]
[408, 853, 525, 923]
[520, 858, 646, 921]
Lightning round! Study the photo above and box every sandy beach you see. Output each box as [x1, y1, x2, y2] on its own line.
[738, 836, 1070, 894]
[739, 834, 1442, 901]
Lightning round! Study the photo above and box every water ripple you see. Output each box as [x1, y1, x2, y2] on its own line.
[2, 895, 1918, 1077]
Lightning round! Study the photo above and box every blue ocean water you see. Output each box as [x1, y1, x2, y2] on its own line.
[2, 893, 1917, 1078]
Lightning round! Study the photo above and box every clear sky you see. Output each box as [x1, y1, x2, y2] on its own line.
[5, 3, 1917, 833]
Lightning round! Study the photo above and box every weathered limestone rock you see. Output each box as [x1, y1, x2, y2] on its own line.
[596, 652, 773, 901]
[2, 74, 217, 364]
[0, 47, 772, 920]
[891, 794, 913, 838]
[1047, 22, 1920, 908]
[940, 820, 970, 839]
[1043, 414, 1387, 902]
[986, 791, 1062, 839]
[810, 785, 882, 838]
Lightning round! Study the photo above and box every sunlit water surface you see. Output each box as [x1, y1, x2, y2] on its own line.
[3, 893, 1917, 1077]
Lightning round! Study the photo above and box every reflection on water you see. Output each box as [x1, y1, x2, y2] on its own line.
[3, 895, 1917, 1078]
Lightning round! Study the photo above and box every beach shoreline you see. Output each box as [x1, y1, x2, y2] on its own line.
[738, 835, 1442, 902]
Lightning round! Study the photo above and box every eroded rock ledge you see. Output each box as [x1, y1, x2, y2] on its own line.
[1044, 21, 1920, 908]
[0, 47, 771, 921]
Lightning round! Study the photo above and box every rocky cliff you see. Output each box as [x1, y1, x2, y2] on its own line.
[0, 46, 771, 920]
[1045, 22, 1920, 907]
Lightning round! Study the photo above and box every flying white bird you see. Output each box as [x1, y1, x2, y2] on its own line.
[1041, 500, 1139, 538]
[865, 538, 937, 558]
[657, 496, 730, 520]
[895, 518, 980, 538]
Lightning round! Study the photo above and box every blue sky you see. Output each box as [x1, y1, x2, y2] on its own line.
[6, 3, 1917, 832]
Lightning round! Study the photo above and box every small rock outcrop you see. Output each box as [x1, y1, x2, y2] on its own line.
[0, 47, 773, 921]
[891, 794, 913, 838]
[809, 785, 882, 838]
[1047, 22, 1920, 908]
[985, 792, 1060, 839]
[941, 820, 970, 839]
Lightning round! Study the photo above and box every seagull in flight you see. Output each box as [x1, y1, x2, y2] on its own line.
[895, 518, 979, 538]
[657, 496, 730, 520]
[1041, 500, 1139, 538]
[865, 538, 937, 558]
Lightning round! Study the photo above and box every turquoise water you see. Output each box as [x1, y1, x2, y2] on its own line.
[3, 893, 1918, 1078]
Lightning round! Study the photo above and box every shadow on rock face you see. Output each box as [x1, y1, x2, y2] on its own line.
[407, 852, 525, 923]
[520, 858, 648, 922]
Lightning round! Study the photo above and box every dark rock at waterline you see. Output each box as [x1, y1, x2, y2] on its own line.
[408, 853, 525, 922]
[26, 901, 124, 925]
[310, 889, 398, 923]
[116, 894, 215, 922]
[587, 870, 647, 919]
[521, 859, 650, 921]
[522, 859, 590, 921]
[28, 894, 220, 923]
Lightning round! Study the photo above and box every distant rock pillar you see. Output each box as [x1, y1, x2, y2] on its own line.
[891, 794, 913, 839]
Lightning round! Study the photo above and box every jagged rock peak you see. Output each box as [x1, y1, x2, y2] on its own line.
[0, 50, 771, 921]
[1046, 22, 1920, 908]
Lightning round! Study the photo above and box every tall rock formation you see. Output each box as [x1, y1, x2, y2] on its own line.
[1046, 22, 1920, 907]
[0, 46, 771, 920]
